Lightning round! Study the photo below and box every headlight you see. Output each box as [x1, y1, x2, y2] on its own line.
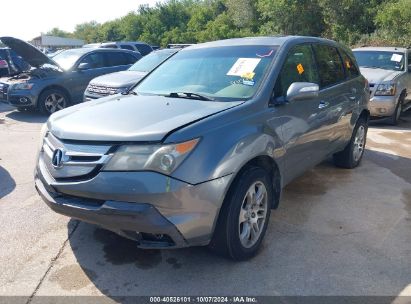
[375, 83, 396, 96]
[13, 82, 34, 90]
[103, 138, 199, 174]
[115, 87, 130, 94]
[38, 123, 48, 150]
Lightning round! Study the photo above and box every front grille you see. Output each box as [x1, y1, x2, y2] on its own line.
[41, 133, 113, 180]
[87, 84, 118, 96]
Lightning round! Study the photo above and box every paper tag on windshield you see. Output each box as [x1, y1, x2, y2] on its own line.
[227, 58, 261, 76]
[391, 54, 403, 62]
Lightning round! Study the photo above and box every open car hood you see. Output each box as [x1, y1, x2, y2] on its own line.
[0, 36, 61, 69]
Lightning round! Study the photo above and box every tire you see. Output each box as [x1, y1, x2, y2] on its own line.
[38, 88, 69, 115]
[388, 94, 404, 126]
[209, 166, 272, 260]
[333, 118, 368, 169]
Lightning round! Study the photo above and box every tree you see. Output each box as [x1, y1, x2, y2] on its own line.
[375, 0, 411, 46]
[73, 21, 102, 43]
[46, 28, 73, 38]
[257, 0, 325, 37]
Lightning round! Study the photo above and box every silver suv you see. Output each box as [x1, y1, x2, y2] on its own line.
[353, 47, 411, 125]
[35, 36, 369, 260]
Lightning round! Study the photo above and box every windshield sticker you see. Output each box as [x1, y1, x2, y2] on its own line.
[391, 54, 403, 62]
[241, 72, 255, 80]
[227, 58, 261, 76]
[256, 50, 274, 58]
[296, 63, 304, 75]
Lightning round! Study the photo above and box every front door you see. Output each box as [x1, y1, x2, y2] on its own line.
[272, 44, 326, 184]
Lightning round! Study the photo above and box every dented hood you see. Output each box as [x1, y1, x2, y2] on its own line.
[0, 37, 61, 68]
[48, 94, 242, 142]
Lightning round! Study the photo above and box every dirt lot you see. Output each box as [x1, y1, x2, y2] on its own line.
[0, 102, 411, 301]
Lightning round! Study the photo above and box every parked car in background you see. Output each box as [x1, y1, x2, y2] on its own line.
[0, 37, 141, 114]
[0, 48, 30, 77]
[83, 41, 153, 56]
[35, 36, 369, 260]
[84, 48, 179, 101]
[353, 47, 411, 125]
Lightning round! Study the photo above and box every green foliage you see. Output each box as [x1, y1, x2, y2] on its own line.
[46, 0, 411, 47]
[46, 28, 73, 38]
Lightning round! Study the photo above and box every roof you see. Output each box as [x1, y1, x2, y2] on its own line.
[353, 46, 408, 52]
[55, 47, 139, 56]
[186, 36, 338, 50]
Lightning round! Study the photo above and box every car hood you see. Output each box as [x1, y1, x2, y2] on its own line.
[90, 70, 147, 88]
[0, 36, 60, 69]
[359, 67, 403, 84]
[48, 95, 243, 141]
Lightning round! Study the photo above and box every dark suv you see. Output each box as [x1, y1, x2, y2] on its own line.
[0, 37, 141, 114]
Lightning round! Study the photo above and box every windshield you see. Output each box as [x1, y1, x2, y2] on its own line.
[353, 51, 405, 71]
[128, 50, 176, 72]
[135, 45, 278, 100]
[52, 49, 85, 70]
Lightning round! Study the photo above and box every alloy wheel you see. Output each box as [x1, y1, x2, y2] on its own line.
[238, 181, 268, 248]
[353, 125, 365, 162]
[44, 93, 66, 114]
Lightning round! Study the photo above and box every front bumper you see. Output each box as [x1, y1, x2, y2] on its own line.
[35, 158, 232, 248]
[369, 95, 397, 118]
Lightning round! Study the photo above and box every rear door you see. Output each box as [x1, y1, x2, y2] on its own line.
[311, 43, 353, 153]
[272, 43, 326, 182]
[105, 51, 138, 74]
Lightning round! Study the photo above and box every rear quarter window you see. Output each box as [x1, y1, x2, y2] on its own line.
[313, 44, 345, 88]
[135, 44, 152, 56]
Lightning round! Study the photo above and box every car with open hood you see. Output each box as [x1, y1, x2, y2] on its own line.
[353, 46, 411, 125]
[84, 48, 179, 101]
[35, 36, 369, 260]
[0, 37, 141, 114]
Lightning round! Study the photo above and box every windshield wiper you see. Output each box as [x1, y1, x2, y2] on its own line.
[166, 92, 214, 101]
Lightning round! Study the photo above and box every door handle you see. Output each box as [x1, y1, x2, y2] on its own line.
[318, 101, 329, 109]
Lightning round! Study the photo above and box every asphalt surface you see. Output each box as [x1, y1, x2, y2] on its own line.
[0, 103, 411, 301]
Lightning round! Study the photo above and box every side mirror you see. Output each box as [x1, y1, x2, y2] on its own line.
[77, 62, 91, 71]
[286, 82, 319, 102]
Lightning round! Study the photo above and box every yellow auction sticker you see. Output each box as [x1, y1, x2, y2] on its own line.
[297, 63, 304, 75]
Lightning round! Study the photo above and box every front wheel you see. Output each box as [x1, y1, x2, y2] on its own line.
[388, 97, 403, 126]
[38, 89, 69, 115]
[333, 118, 368, 169]
[209, 167, 272, 260]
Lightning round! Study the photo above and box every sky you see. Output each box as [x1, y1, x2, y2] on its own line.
[0, 0, 164, 41]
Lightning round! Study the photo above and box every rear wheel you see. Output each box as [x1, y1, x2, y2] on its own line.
[38, 89, 69, 115]
[209, 167, 272, 260]
[333, 118, 368, 169]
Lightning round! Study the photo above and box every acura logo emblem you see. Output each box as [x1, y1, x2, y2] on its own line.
[52, 148, 66, 168]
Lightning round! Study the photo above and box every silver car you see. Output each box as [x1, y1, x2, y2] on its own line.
[84, 48, 179, 101]
[35, 36, 369, 260]
[353, 47, 411, 125]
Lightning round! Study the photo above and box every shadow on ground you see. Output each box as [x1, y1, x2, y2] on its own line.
[0, 166, 16, 199]
[6, 110, 48, 124]
[63, 156, 411, 299]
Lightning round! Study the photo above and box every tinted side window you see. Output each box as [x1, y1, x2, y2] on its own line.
[124, 53, 138, 64]
[135, 44, 152, 56]
[79, 53, 106, 69]
[106, 52, 129, 66]
[313, 44, 345, 88]
[121, 45, 134, 51]
[340, 50, 360, 79]
[274, 44, 319, 98]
